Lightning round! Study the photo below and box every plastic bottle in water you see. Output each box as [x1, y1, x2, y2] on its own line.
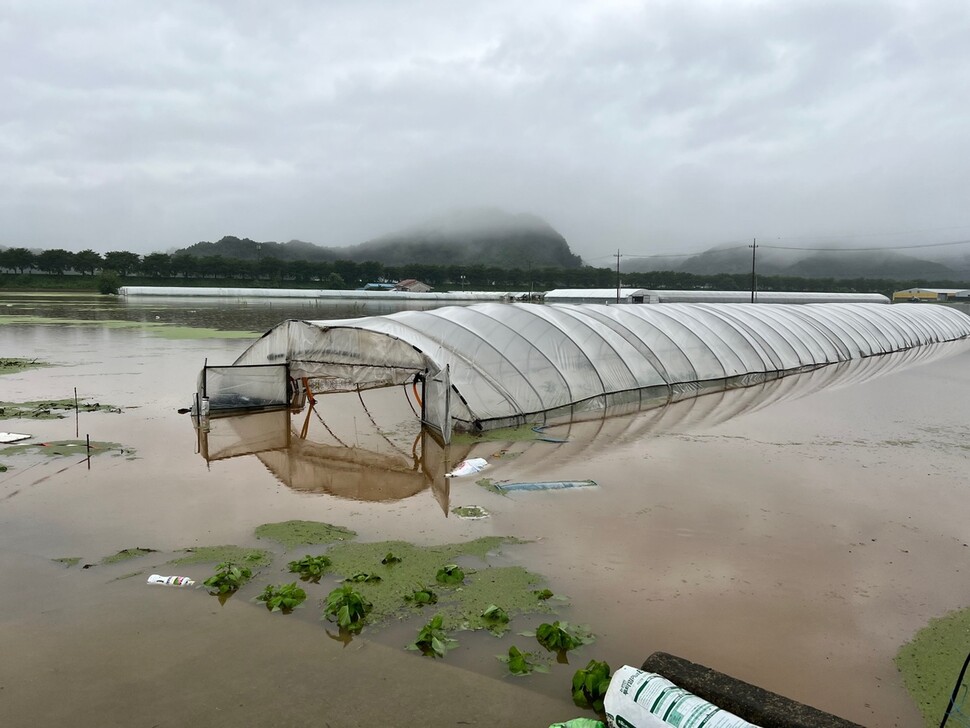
[147, 574, 195, 587]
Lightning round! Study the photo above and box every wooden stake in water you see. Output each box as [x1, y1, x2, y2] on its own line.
[75, 387, 79, 438]
[86, 434, 91, 470]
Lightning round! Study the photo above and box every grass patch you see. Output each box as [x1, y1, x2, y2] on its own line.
[0, 398, 122, 420]
[0, 439, 131, 458]
[168, 545, 273, 568]
[255, 520, 357, 550]
[0, 314, 257, 339]
[101, 547, 157, 565]
[0, 358, 49, 375]
[896, 605, 970, 727]
[476, 478, 505, 496]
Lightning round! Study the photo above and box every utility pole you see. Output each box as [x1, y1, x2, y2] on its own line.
[615, 249, 621, 304]
[749, 238, 757, 303]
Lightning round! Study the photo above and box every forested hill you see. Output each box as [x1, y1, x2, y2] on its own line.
[176, 209, 583, 269]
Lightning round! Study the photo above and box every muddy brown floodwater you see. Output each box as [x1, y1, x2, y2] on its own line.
[1, 295, 969, 727]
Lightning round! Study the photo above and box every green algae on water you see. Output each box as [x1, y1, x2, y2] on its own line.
[896, 605, 970, 727]
[255, 520, 357, 549]
[0, 399, 122, 420]
[101, 547, 157, 565]
[0, 314, 258, 339]
[0, 358, 49, 375]
[323, 537, 552, 631]
[169, 545, 273, 568]
[0, 439, 131, 458]
[52, 557, 81, 568]
[451, 424, 544, 444]
[476, 478, 505, 496]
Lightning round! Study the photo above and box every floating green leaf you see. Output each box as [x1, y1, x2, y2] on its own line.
[408, 614, 458, 658]
[323, 584, 372, 632]
[536, 621, 595, 653]
[203, 561, 253, 595]
[404, 587, 438, 606]
[346, 571, 382, 583]
[255, 582, 306, 613]
[572, 660, 612, 713]
[287, 554, 332, 580]
[499, 645, 549, 676]
[435, 563, 465, 586]
[481, 603, 511, 635]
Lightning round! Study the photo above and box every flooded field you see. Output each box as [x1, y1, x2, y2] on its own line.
[2, 292, 969, 727]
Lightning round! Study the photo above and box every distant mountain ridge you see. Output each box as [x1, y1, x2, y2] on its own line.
[624, 244, 970, 281]
[176, 208, 583, 269]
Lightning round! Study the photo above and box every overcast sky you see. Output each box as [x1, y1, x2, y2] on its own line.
[3, 1, 970, 262]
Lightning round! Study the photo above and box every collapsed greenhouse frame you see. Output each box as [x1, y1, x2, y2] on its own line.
[199, 302, 970, 443]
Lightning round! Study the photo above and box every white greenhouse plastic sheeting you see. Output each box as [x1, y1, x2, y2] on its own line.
[642, 290, 890, 304]
[232, 302, 970, 431]
[119, 286, 516, 301]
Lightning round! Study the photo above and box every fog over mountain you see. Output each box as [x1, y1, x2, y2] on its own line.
[624, 243, 969, 280]
[177, 208, 582, 269]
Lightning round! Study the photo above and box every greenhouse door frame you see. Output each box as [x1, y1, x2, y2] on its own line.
[421, 365, 452, 445]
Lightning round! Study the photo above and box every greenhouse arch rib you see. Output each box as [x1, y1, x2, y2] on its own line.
[230, 302, 970, 432]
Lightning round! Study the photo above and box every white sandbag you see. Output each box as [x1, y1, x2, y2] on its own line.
[605, 665, 761, 728]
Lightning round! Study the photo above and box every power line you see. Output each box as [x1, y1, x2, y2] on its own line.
[760, 238, 970, 252]
[591, 236, 970, 262]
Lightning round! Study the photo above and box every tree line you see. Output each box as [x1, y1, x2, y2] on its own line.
[1, 246, 966, 297]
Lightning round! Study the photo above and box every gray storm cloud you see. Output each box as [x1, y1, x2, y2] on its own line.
[2, 0, 969, 259]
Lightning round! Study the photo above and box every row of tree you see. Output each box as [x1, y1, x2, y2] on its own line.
[0, 247, 610, 288]
[1, 246, 967, 296]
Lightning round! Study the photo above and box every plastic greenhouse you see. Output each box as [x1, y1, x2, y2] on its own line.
[199, 302, 970, 443]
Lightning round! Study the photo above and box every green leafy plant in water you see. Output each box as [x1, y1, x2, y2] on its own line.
[535, 621, 595, 653]
[203, 562, 253, 595]
[287, 554, 332, 581]
[534, 588, 554, 600]
[323, 584, 372, 632]
[408, 614, 458, 658]
[481, 604, 511, 635]
[435, 563, 465, 586]
[346, 571, 382, 583]
[381, 552, 402, 565]
[255, 582, 307, 613]
[572, 660, 612, 713]
[404, 587, 438, 606]
[499, 645, 549, 676]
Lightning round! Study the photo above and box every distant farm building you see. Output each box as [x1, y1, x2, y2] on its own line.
[892, 288, 970, 302]
[394, 279, 433, 293]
